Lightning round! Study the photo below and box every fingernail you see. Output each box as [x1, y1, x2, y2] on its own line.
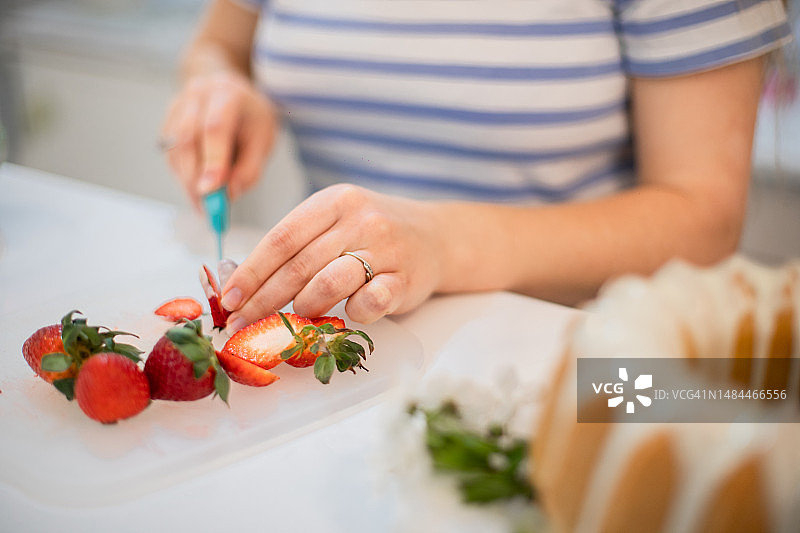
[221, 287, 243, 311]
[197, 171, 217, 195]
[226, 316, 246, 336]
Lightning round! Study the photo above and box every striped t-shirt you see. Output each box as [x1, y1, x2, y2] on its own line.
[235, 0, 791, 203]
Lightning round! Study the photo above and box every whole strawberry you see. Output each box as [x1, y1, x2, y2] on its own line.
[144, 320, 229, 403]
[22, 310, 143, 400]
[74, 352, 151, 424]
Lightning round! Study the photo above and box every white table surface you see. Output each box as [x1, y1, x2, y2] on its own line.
[0, 163, 579, 533]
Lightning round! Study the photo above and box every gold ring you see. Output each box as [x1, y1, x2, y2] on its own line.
[341, 251, 374, 283]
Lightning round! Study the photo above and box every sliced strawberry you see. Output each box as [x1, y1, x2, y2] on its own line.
[75, 352, 151, 424]
[221, 313, 311, 370]
[154, 297, 203, 322]
[200, 264, 231, 330]
[216, 349, 279, 387]
[309, 316, 347, 329]
[286, 316, 348, 368]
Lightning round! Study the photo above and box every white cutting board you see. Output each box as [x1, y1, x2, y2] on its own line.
[0, 274, 423, 507]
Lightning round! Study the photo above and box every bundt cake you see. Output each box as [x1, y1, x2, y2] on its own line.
[533, 256, 800, 532]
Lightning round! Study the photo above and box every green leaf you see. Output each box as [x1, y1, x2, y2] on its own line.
[40, 352, 72, 372]
[166, 327, 198, 345]
[51, 377, 76, 401]
[180, 343, 212, 363]
[61, 324, 83, 355]
[460, 473, 529, 504]
[351, 330, 374, 353]
[277, 311, 297, 335]
[214, 367, 230, 405]
[313, 354, 335, 384]
[280, 342, 303, 360]
[60, 310, 81, 328]
[316, 323, 336, 334]
[110, 343, 143, 363]
[193, 358, 211, 379]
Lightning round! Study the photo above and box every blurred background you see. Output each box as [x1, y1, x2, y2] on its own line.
[0, 0, 798, 262]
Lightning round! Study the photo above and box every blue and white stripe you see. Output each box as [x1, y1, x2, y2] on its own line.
[238, 0, 790, 203]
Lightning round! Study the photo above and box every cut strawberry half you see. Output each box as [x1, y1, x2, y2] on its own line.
[200, 264, 231, 330]
[287, 316, 348, 368]
[216, 349, 279, 387]
[309, 316, 346, 329]
[154, 297, 203, 322]
[221, 313, 312, 370]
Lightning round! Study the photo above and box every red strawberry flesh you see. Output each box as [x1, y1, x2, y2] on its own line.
[216, 349, 279, 387]
[200, 265, 230, 330]
[222, 313, 311, 370]
[154, 297, 203, 322]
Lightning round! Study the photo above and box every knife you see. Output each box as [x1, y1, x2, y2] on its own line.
[203, 186, 229, 261]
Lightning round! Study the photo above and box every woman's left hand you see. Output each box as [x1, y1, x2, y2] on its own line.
[220, 184, 446, 330]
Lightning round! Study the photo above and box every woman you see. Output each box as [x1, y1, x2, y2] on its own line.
[161, 0, 792, 331]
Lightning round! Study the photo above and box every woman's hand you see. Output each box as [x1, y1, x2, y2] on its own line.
[160, 71, 277, 208]
[220, 184, 447, 329]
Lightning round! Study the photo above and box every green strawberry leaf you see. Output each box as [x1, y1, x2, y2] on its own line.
[193, 358, 211, 379]
[40, 352, 72, 372]
[314, 354, 335, 384]
[280, 342, 304, 360]
[51, 377, 76, 401]
[213, 365, 230, 405]
[108, 342, 143, 363]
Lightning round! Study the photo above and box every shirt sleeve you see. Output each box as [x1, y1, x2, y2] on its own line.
[615, 0, 793, 77]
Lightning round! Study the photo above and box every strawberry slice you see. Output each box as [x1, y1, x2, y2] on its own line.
[309, 316, 346, 329]
[154, 297, 203, 322]
[216, 349, 279, 387]
[287, 316, 348, 368]
[221, 313, 311, 370]
[200, 264, 231, 330]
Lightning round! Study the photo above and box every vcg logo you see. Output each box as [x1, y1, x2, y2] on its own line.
[592, 367, 653, 414]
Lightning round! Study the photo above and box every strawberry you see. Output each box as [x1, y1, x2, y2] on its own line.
[216, 349, 279, 387]
[144, 320, 230, 403]
[223, 311, 374, 384]
[200, 264, 232, 330]
[22, 324, 72, 383]
[154, 297, 203, 322]
[21, 310, 143, 400]
[287, 316, 348, 368]
[221, 313, 312, 370]
[74, 352, 151, 424]
[309, 316, 347, 329]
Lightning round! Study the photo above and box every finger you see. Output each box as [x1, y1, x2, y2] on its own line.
[344, 272, 403, 324]
[198, 90, 241, 196]
[159, 96, 180, 147]
[292, 249, 377, 318]
[168, 99, 203, 207]
[228, 123, 273, 201]
[220, 188, 355, 312]
[224, 229, 348, 330]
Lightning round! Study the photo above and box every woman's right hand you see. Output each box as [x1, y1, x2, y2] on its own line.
[160, 71, 277, 209]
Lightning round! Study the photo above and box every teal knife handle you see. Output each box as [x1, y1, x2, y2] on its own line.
[203, 187, 228, 260]
[203, 187, 229, 236]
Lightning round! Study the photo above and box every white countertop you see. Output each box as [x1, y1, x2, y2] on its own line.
[0, 163, 579, 532]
